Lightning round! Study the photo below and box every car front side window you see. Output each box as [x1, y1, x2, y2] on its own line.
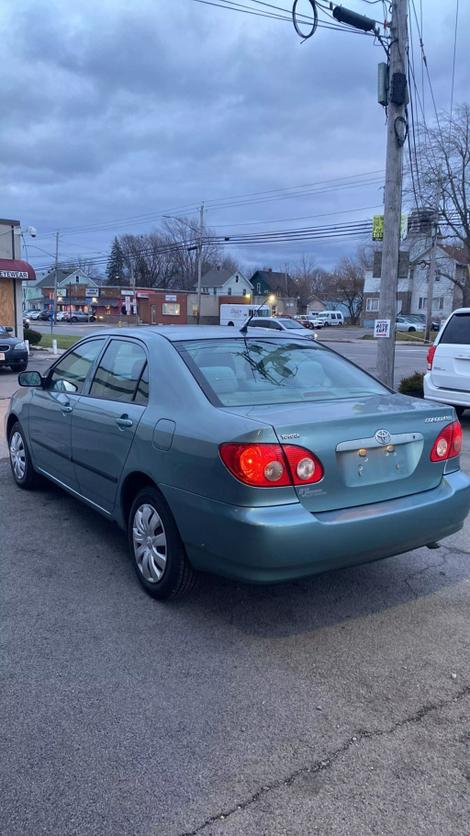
[48, 339, 106, 394]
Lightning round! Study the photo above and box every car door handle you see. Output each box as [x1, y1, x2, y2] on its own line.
[61, 403, 73, 414]
[115, 416, 133, 429]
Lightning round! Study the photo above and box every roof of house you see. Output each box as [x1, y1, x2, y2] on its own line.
[251, 270, 295, 294]
[200, 268, 234, 288]
[34, 269, 100, 288]
[440, 245, 470, 265]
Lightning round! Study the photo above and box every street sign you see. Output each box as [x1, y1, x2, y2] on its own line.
[374, 319, 391, 338]
[372, 214, 408, 241]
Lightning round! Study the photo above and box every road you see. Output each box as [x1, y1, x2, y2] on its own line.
[2, 333, 470, 836]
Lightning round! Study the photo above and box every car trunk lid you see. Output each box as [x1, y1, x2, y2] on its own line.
[222, 394, 455, 512]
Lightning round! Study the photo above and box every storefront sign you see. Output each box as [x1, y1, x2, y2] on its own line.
[0, 269, 29, 279]
[165, 294, 177, 302]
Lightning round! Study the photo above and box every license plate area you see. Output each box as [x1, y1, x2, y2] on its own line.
[0, 352, 5, 361]
[336, 432, 424, 488]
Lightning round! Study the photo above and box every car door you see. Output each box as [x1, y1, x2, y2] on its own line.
[432, 311, 470, 393]
[29, 338, 107, 488]
[71, 338, 149, 512]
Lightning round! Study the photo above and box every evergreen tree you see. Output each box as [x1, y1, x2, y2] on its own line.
[106, 237, 125, 285]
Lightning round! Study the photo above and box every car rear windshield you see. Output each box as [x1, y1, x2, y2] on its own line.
[175, 338, 387, 406]
[440, 312, 470, 345]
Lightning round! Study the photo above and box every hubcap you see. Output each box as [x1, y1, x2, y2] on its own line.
[132, 504, 167, 583]
[10, 431, 26, 481]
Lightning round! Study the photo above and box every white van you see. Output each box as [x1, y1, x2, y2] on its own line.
[311, 310, 344, 326]
[424, 308, 470, 417]
[220, 304, 270, 327]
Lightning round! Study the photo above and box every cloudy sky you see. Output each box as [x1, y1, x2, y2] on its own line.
[2, 0, 468, 275]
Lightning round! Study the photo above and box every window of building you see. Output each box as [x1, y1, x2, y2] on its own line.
[418, 297, 427, 309]
[242, 288, 247, 296]
[433, 297, 444, 310]
[256, 283, 261, 294]
[162, 302, 181, 316]
[366, 298, 379, 312]
[227, 287, 232, 296]
[235, 276, 239, 282]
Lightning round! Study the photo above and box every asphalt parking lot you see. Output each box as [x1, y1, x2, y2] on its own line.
[2, 339, 470, 836]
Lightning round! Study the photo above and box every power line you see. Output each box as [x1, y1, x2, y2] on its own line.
[39, 170, 385, 237]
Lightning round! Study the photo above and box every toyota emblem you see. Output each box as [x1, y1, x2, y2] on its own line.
[375, 429, 392, 445]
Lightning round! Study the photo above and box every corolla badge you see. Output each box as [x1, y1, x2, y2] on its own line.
[375, 429, 392, 445]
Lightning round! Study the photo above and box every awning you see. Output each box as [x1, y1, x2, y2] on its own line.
[0, 258, 36, 281]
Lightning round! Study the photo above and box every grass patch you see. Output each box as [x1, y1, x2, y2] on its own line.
[35, 334, 79, 350]
[361, 331, 429, 343]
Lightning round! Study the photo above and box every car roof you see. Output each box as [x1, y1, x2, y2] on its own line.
[84, 325, 314, 342]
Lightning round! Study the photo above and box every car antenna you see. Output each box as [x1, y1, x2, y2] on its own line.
[239, 294, 274, 334]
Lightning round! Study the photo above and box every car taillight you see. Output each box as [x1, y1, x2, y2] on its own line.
[282, 445, 324, 485]
[427, 345, 436, 370]
[219, 443, 324, 487]
[430, 420, 462, 462]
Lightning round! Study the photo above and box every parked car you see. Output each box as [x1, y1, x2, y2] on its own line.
[0, 325, 28, 372]
[247, 317, 315, 336]
[295, 315, 324, 330]
[7, 327, 470, 600]
[56, 312, 67, 321]
[28, 310, 42, 321]
[396, 314, 439, 333]
[38, 310, 52, 321]
[64, 311, 96, 323]
[424, 308, 470, 418]
[412, 313, 440, 331]
[313, 311, 344, 326]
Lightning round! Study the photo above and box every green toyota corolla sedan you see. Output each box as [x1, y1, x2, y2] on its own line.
[6, 327, 470, 599]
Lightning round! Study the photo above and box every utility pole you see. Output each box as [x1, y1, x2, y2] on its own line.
[52, 231, 59, 334]
[425, 214, 438, 344]
[196, 203, 204, 325]
[376, 0, 409, 387]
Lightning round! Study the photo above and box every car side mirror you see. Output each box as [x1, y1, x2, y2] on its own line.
[5, 326, 13, 333]
[18, 370, 44, 388]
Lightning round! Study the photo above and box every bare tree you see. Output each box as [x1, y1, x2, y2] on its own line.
[290, 257, 330, 312]
[328, 254, 367, 324]
[414, 104, 470, 304]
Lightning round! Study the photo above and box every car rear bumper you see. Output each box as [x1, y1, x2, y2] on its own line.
[424, 374, 470, 409]
[163, 470, 470, 583]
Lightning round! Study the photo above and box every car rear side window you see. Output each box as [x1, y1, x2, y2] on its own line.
[89, 339, 148, 403]
[49, 339, 106, 394]
[440, 313, 470, 345]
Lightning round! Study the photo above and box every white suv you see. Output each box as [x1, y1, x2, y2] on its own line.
[424, 308, 470, 418]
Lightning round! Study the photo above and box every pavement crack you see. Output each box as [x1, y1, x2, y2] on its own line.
[178, 684, 470, 836]
[404, 554, 448, 598]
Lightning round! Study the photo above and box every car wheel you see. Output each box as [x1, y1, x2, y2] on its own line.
[90, 316, 96, 322]
[11, 363, 27, 372]
[128, 487, 196, 600]
[455, 406, 467, 418]
[408, 327, 416, 332]
[8, 422, 40, 489]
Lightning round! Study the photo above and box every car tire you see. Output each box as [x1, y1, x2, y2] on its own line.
[71, 317, 78, 322]
[455, 406, 467, 418]
[128, 487, 196, 600]
[8, 421, 40, 489]
[408, 327, 416, 332]
[11, 363, 27, 372]
[90, 316, 96, 322]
